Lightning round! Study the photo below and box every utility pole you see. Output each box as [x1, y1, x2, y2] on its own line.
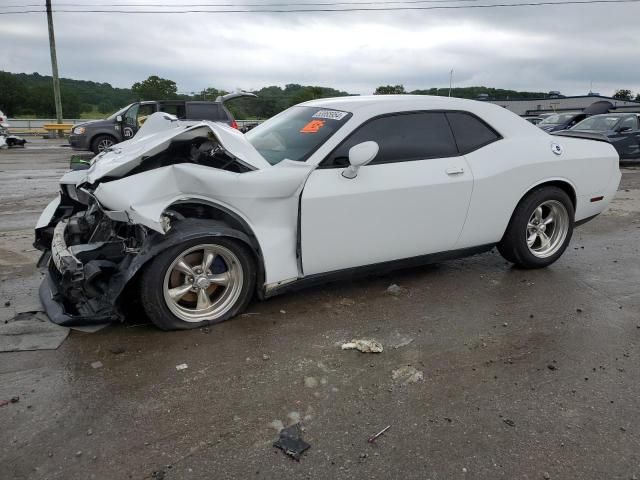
[449, 69, 454, 97]
[46, 0, 63, 136]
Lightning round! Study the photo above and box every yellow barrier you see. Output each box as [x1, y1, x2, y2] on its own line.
[43, 123, 74, 133]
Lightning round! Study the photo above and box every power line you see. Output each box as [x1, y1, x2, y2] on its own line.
[4, 0, 488, 6]
[1, 0, 639, 13]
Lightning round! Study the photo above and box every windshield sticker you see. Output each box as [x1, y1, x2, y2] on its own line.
[312, 110, 348, 121]
[300, 119, 325, 133]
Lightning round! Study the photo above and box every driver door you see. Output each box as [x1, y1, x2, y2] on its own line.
[300, 111, 473, 276]
[123, 103, 157, 139]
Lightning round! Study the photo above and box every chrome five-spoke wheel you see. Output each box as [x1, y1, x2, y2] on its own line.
[497, 186, 574, 269]
[162, 244, 244, 322]
[525, 200, 569, 258]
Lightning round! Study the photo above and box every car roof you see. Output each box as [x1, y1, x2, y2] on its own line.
[589, 112, 637, 117]
[301, 94, 492, 112]
[299, 94, 546, 139]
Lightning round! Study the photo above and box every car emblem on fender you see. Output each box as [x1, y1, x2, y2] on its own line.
[551, 142, 563, 155]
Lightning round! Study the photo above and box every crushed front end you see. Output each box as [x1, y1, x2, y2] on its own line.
[35, 179, 146, 326]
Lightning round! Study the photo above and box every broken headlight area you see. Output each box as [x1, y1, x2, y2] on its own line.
[39, 200, 146, 326]
[100, 135, 255, 183]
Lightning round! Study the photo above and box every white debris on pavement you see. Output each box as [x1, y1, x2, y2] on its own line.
[269, 419, 285, 431]
[392, 366, 424, 384]
[386, 284, 403, 296]
[304, 376, 319, 388]
[341, 339, 384, 353]
[287, 411, 301, 424]
[90, 361, 103, 369]
[175, 363, 188, 371]
[338, 298, 356, 306]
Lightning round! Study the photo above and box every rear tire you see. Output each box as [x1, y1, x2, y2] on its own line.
[498, 186, 574, 269]
[140, 236, 256, 330]
[90, 134, 116, 154]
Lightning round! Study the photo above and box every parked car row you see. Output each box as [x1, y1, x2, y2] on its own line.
[537, 112, 587, 132]
[552, 113, 640, 160]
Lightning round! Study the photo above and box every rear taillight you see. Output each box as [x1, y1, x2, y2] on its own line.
[231, 120, 239, 129]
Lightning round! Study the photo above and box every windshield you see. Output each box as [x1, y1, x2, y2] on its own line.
[245, 106, 352, 165]
[539, 113, 577, 125]
[106, 104, 134, 120]
[572, 116, 621, 131]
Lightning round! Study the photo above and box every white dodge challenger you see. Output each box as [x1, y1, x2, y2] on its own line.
[34, 95, 621, 330]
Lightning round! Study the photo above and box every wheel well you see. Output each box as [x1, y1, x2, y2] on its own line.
[527, 180, 576, 209]
[165, 202, 249, 234]
[90, 133, 116, 147]
[502, 180, 577, 241]
[163, 201, 265, 290]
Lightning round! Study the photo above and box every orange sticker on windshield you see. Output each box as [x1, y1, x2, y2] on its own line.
[300, 119, 325, 133]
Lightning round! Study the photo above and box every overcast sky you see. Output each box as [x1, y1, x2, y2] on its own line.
[1, 0, 639, 96]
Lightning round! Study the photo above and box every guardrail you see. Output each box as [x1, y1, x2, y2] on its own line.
[7, 118, 98, 135]
[7, 118, 264, 135]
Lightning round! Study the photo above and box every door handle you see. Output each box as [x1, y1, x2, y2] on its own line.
[445, 167, 465, 175]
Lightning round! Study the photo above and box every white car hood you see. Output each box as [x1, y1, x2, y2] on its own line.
[84, 113, 270, 183]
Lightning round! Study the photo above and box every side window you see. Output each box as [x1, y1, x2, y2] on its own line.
[446, 112, 500, 154]
[619, 116, 638, 131]
[123, 104, 139, 128]
[160, 104, 186, 118]
[185, 104, 227, 121]
[137, 104, 156, 127]
[322, 112, 458, 167]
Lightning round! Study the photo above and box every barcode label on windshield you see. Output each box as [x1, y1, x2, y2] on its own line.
[312, 110, 348, 121]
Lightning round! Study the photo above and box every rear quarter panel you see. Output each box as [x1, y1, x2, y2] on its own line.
[456, 135, 620, 249]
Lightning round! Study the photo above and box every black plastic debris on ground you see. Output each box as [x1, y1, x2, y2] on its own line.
[273, 423, 310, 461]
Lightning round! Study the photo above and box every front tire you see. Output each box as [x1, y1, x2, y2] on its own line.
[90, 134, 116, 154]
[140, 236, 256, 330]
[498, 186, 574, 269]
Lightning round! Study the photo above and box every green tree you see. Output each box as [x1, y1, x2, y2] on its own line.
[613, 89, 633, 101]
[374, 85, 406, 95]
[635, 93, 640, 103]
[0, 71, 28, 116]
[131, 75, 178, 100]
[98, 100, 114, 114]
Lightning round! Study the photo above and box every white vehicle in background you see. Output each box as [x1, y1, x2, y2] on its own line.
[35, 95, 621, 330]
[0, 110, 26, 148]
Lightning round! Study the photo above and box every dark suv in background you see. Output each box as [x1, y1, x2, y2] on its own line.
[537, 112, 587, 133]
[69, 92, 256, 154]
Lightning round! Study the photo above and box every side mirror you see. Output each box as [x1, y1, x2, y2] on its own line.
[617, 126, 632, 133]
[116, 115, 123, 123]
[342, 141, 379, 179]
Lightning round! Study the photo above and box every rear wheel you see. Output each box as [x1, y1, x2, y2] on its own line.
[90, 134, 116, 154]
[498, 186, 574, 268]
[140, 237, 255, 330]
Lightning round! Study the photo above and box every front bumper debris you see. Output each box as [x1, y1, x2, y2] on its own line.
[51, 220, 84, 281]
[35, 195, 137, 326]
[39, 269, 115, 326]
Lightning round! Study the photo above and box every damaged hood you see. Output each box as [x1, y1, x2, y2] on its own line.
[84, 113, 271, 183]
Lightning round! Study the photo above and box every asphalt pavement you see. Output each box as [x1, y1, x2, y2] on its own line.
[1, 139, 639, 480]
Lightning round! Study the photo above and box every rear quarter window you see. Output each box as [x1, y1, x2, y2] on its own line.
[185, 103, 226, 122]
[446, 112, 501, 154]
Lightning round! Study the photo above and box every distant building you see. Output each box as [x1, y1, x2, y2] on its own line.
[485, 92, 640, 116]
